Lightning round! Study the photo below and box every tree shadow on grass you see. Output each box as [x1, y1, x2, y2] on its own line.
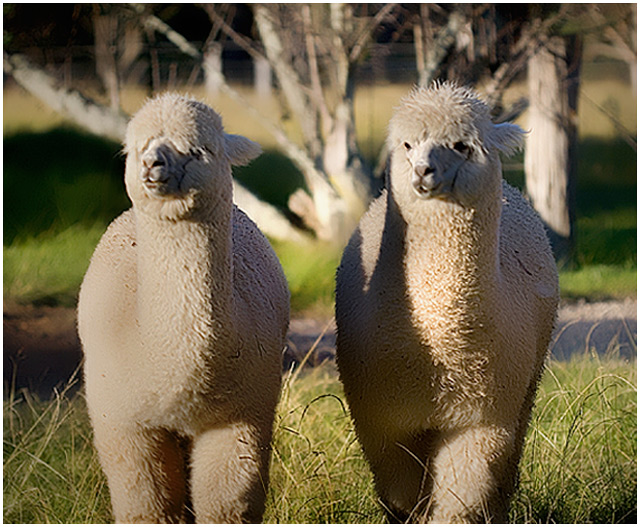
[3, 128, 128, 243]
[4, 127, 308, 243]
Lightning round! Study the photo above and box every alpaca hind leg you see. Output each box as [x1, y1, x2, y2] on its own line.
[358, 429, 436, 521]
[424, 426, 515, 524]
[92, 423, 188, 523]
[190, 422, 271, 523]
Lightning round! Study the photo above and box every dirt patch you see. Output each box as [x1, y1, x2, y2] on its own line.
[3, 299, 636, 399]
[4, 302, 83, 398]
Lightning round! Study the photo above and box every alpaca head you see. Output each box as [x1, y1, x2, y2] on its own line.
[388, 82, 524, 209]
[124, 93, 261, 219]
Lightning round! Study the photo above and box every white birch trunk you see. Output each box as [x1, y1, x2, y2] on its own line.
[254, 56, 272, 99]
[203, 43, 223, 98]
[93, 12, 120, 110]
[525, 36, 575, 260]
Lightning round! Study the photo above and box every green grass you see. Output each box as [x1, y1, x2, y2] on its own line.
[3, 224, 105, 307]
[270, 240, 342, 316]
[3, 354, 636, 523]
[560, 265, 637, 301]
[512, 355, 637, 523]
[264, 367, 383, 523]
[3, 84, 636, 309]
[3, 381, 111, 523]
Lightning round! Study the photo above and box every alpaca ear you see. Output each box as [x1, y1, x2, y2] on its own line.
[224, 134, 262, 166]
[489, 122, 525, 156]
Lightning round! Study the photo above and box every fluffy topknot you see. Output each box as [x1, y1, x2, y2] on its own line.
[125, 93, 225, 157]
[387, 81, 521, 155]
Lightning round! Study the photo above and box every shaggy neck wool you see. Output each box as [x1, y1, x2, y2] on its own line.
[135, 209, 237, 371]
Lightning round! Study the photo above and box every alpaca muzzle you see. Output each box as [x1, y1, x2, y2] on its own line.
[140, 142, 185, 195]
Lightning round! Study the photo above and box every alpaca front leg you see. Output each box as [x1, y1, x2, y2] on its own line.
[423, 425, 516, 524]
[190, 422, 271, 523]
[92, 423, 188, 523]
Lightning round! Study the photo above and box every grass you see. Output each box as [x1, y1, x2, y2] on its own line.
[3, 380, 111, 523]
[264, 366, 383, 523]
[3, 74, 636, 310]
[3, 224, 105, 307]
[512, 355, 637, 523]
[3, 353, 636, 523]
[270, 240, 342, 317]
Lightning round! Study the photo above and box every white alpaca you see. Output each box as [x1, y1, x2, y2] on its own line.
[335, 82, 558, 523]
[78, 93, 289, 523]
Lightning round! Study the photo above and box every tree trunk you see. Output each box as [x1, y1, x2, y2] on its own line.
[92, 10, 120, 110]
[414, 9, 465, 87]
[322, 97, 371, 228]
[254, 56, 272, 99]
[525, 35, 580, 263]
[203, 43, 223, 97]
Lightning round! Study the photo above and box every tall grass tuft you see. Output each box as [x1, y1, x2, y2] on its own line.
[3, 380, 112, 523]
[3, 354, 636, 523]
[264, 366, 383, 523]
[511, 354, 637, 523]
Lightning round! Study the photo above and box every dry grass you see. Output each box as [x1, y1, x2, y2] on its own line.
[4, 349, 636, 524]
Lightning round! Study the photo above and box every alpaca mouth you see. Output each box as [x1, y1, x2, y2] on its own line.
[412, 173, 446, 199]
[142, 166, 188, 197]
[140, 140, 191, 197]
[412, 160, 464, 200]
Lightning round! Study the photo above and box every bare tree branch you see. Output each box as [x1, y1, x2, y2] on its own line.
[130, 3, 201, 59]
[349, 3, 398, 63]
[254, 5, 322, 158]
[215, 77, 332, 200]
[201, 4, 265, 62]
[484, 12, 566, 106]
[418, 9, 466, 87]
[232, 181, 311, 244]
[4, 52, 128, 142]
[328, 3, 351, 97]
[302, 4, 332, 135]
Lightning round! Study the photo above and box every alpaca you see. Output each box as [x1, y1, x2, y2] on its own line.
[335, 82, 558, 523]
[78, 93, 289, 523]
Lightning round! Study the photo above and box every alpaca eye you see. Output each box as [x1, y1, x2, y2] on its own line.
[453, 141, 469, 154]
[404, 142, 412, 151]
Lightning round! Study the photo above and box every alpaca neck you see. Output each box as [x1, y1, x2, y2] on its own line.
[393, 185, 503, 330]
[135, 202, 236, 351]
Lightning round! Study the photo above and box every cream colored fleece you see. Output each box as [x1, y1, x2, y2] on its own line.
[78, 93, 289, 523]
[336, 83, 558, 523]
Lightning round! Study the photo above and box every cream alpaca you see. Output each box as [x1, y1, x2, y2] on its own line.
[335, 82, 558, 523]
[78, 93, 289, 523]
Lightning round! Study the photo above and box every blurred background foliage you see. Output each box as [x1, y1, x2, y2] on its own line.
[3, 3, 636, 312]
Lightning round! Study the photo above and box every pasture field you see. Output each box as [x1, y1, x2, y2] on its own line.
[3, 74, 637, 311]
[3, 75, 636, 523]
[3, 353, 636, 523]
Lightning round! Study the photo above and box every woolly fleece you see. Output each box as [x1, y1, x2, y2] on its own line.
[78, 93, 289, 523]
[335, 82, 558, 523]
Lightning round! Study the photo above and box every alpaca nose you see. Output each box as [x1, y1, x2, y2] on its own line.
[141, 145, 173, 184]
[414, 162, 435, 178]
[412, 162, 441, 195]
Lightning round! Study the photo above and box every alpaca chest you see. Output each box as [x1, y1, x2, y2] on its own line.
[132, 266, 238, 429]
[373, 338, 492, 431]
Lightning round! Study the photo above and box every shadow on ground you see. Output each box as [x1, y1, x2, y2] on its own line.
[3, 300, 636, 400]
